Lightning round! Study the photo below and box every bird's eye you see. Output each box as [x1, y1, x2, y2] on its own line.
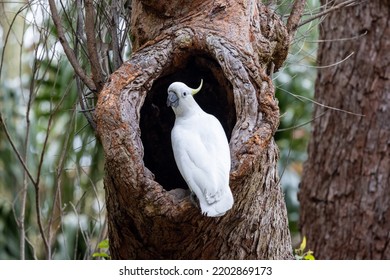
[182, 92, 188, 97]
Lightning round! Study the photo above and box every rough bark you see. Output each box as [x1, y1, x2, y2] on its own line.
[299, 0, 390, 259]
[95, 0, 293, 259]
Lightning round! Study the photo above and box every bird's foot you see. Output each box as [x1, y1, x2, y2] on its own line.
[189, 192, 200, 209]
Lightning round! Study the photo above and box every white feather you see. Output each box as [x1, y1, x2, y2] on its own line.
[168, 81, 234, 217]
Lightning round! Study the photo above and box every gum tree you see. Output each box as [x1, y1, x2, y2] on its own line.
[299, 0, 390, 259]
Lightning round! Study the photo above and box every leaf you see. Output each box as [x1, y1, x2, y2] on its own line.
[92, 252, 110, 259]
[299, 236, 307, 251]
[98, 239, 109, 249]
[304, 253, 315, 260]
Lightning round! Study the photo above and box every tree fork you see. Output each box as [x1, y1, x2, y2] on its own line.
[95, 0, 293, 259]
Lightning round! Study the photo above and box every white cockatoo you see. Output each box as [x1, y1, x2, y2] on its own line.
[167, 80, 234, 217]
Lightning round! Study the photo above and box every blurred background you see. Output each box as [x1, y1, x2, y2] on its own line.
[0, 0, 319, 259]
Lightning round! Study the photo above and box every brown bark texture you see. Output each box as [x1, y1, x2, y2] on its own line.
[95, 0, 293, 259]
[299, 0, 390, 259]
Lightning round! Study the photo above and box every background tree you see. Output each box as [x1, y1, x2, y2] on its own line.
[299, 0, 390, 259]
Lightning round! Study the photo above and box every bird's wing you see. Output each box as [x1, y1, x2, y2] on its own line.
[171, 113, 230, 205]
[201, 114, 231, 184]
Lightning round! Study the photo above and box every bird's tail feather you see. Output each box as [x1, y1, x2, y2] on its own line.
[201, 189, 234, 217]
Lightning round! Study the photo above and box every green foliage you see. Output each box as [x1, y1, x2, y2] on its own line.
[294, 236, 315, 260]
[92, 239, 110, 260]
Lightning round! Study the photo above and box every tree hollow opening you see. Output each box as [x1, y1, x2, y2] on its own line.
[140, 55, 236, 190]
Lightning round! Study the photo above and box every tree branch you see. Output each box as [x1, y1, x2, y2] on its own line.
[286, 0, 307, 42]
[85, 0, 105, 92]
[74, 0, 96, 129]
[34, 104, 54, 260]
[48, 0, 97, 92]
[111, 0, 123, 70]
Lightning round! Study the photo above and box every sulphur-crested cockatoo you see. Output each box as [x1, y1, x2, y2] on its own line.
[167, 80, 234, 217]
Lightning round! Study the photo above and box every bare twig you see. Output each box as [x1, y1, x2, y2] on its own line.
[0, 4, 28, 79]
[277, 111, 327, 132]
[34, 109, 53, 260]
[75, 8, 96, 127]
[77, 79, 97, 129]
[48, 0, 97, 92]
[47, 104, 77, 255]
[0, 114, 37, 186]
[277, 84, 365, 117]
[85, 0, 105, 92]
[120, 2, 133, 57]
[78, 164, 106, 259]
[1, 106, 51, 259]
[111, 0, 123, 70]
[19, 3, 32, 261]
[298, 0, 358, 28]
[286, 0, 307, 42]
[74, 0, 96, 129]
[75, 0, 85, 47]
[304, 51, 355, 69]
[78, 107, 96, 113]
[33, 54, 76, 260]
[313, 30, 367, 43]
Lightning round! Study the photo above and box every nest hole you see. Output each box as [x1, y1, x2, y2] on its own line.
[140, 55, 236, 190]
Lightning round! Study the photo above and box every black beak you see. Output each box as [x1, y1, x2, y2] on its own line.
[167, 92, 179, 108]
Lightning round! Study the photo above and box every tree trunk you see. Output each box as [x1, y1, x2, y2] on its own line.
[95, 0, 293, 259]
[299, 0, 390, 259]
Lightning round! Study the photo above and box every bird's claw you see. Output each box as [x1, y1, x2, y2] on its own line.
[189, 192, 200, 209]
